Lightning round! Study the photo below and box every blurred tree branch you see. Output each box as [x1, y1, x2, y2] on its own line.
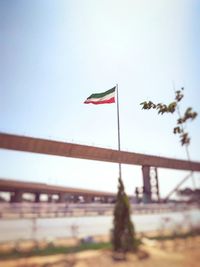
[140, 88, 198, 146]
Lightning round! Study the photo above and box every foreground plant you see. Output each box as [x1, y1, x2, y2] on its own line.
[112, 177, 138, 255]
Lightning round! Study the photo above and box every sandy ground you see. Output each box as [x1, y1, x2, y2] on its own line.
[0, 237, 199, 267]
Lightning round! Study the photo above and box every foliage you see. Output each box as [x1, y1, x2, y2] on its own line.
[112, 177, 138, 253]
[0, 242, 112, 260]
[148, 228, 200, 241]
[140, 88, 198, 146]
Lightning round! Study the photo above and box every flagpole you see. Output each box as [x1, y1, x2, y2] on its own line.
[116, 84, 122, 179]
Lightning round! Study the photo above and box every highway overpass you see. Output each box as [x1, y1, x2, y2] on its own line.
[0, 133, 200, 171]
[1, 133, 200, 203]
[0, 178, 116, 203]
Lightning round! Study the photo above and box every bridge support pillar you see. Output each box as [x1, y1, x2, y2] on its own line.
[48, 194, 52, 203]
[35, 192, 40, 203]
[142, 165, 152, 203]
[11, 191, 23, 202]
[150, 167, 160, 202]
[59, 193, 66, 203]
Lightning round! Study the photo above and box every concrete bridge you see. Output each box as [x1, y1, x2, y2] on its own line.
[0, 178, 116, 203]
[1, 133, 200, 203]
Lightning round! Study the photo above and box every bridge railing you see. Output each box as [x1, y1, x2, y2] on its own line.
[0, 202, 115, 218]
[0, 202, 196, 219]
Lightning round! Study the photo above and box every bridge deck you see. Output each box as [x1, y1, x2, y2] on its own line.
[0, 179, 116, 197]
[1, 133, 200, 171]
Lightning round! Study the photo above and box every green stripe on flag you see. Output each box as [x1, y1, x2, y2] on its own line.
[87, 87, 115, 100]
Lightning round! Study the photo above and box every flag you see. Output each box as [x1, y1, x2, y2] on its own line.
[84, 86, 116, 104]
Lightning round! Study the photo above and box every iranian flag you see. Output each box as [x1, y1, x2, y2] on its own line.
[84, 87, 116, 104]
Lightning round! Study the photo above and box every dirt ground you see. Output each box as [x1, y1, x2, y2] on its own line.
[0, 237, 199, 267]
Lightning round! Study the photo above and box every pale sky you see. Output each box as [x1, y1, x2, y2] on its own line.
[0, 0, 200, 198]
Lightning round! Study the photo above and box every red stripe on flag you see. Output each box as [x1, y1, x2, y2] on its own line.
[84, 97, 115, 105]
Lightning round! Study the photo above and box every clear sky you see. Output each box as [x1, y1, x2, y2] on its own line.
[0, 0, 200, 198]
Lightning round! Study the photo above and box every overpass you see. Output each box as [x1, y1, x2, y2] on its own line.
[0, 178, 116, 203]
[1, 133, 200, 202]
[1, 133, 200, 171]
